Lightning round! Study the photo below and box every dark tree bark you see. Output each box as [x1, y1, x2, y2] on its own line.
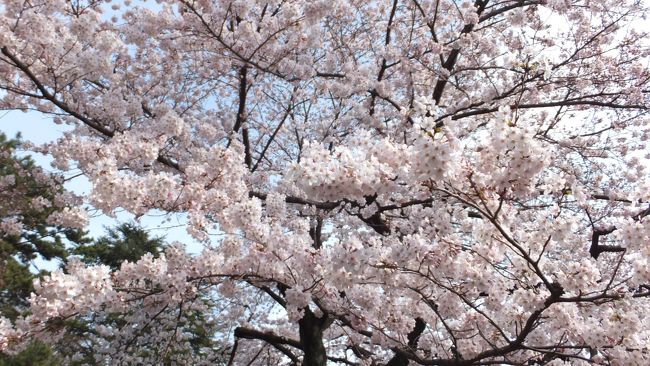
[386, 317, 427, 366]
[298, 309, 327, 366]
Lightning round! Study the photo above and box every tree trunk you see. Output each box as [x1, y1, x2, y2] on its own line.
[298, 309, 327, 366]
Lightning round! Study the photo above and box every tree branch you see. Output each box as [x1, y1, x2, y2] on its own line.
[385, 317, 426, 366]
[234, 326, 302, 349]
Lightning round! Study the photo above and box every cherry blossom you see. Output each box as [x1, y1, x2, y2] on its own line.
[1, 0, 650, 365]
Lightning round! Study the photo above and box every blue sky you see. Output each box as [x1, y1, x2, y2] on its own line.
[0, 0, 200, 268]
[0, 110, 202, 272]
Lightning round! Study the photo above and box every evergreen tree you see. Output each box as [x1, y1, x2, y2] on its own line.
[0, 133, 86, 365]
[72, 222, 164, 270]
[63, 224, 223, 365]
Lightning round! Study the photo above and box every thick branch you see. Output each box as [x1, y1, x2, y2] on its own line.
[1, 47, 113, 137]
[590, 206, 650, 259]
[431, 0, 488, 104]
[1, 46, 181, 171]
[479, 0, 545, 23]
[369, 0, 400, 117]
[590, 226, 619, 259]
[385, 317, 426, 366]
[234, 326, 302, 349]
[230, 66, 252, 169]
[309, 217, 324, 249]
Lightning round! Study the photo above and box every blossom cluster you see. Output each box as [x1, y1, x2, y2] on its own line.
[1, 0, 650, 365]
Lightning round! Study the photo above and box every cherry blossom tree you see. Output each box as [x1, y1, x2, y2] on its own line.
[1, 0, 650, 364]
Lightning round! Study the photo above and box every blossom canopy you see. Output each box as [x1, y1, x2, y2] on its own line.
[1, 0, 650, 365]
